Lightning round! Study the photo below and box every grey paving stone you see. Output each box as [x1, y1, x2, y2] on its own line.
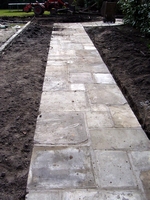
[69, 73, 93, 83]
[27, 147, 96, 190]
[42, 72, 68, 91]
[94, 73, 116, 84]
[99, 190, 143, 200]
[63, 190, 99, 199]
[140, 170, 150, 200]
[90, 128, 150, 150]
[86, 111, 114, 128]
[87, 84, 126, 105]
[90, 104, 109, 112]
[26, 191, 62, 200]
[95, 151, 137, 188]
[45, 65, 68, 72]
[129, 151, 150, 200]
[49, 49, 76, 57]
[76, 50, 100, 58]
[63, 190, 143, 200]
[39, 91, 88, 112]
[109, 104, 141, 128]
[70, 84, 85, 91]
[68, 62, 108, 73]
[129, 151, 150, 171]
[34, 112, 88, 145]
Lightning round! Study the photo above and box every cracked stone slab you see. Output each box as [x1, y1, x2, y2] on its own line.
[90, 128, 150, 150]
[109, 104, 141, 128]
[87, 84, 127, 105]
[95, 151, 137, 188]
[27, 146, 96, 190]
[63, 190, 143, 200]
[34, 112, 88, 145]
[94, 73, 116, 84]
[69, 73, 93, 83]
[86, 111, 114, 128]
[39, 91, 88, 112]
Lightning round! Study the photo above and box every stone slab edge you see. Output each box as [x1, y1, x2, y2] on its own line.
[0, 21, 31, 52]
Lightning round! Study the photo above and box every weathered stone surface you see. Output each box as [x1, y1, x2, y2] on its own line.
[87, 84, 127, 105]
[34, 112, 88, 145]
[26, 191, 62, 200]
[63, 190, 143, 200]
[129, 151, 150, 170]
[70, 84, 85, 91]
[39, 91, 88, 111]
[90, 128, 150, 150]
[95, 151, 137, 188]
[69, 73, 93, 83]
[43, 72, 68, 91]
[109, 104, 141, 128]
[94, 73, 115, 84]
[27, 147, 96, 190]
[140, 170, 150, 200]
[86, 111, 114, 128]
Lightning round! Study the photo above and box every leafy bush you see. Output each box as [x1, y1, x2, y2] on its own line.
[118, 0, 150, 36]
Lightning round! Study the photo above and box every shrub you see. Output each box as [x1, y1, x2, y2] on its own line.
[118, 0, 150, 36]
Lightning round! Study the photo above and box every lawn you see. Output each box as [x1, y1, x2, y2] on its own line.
[0, 9, 50, 17]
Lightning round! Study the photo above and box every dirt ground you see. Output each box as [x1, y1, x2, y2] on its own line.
[0, 15, 149, 199]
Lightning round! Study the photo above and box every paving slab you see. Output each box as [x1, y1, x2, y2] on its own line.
[27, 146, 96, 190]
[94, 73, 116, 84]
[34, 112, 88, 145]
[70, 84, 85, 91]
[109, 104, 141, 128]
[94, 151, 137, 188]
[129, 151, 150, 200]
[90, 128, 150, 150]
[69, 73, 93, 83]
[68, 61, 109, 73]
[26, 191, 62, 200]
[87, 84, 127, 105]
[63, 190, 143, 200]
[42, 72, 68, 91]
[86, 111, 114, 128]
[39, 91, 89, 112]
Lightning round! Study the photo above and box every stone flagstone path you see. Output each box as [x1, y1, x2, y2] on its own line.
[26, 21, 150, 200]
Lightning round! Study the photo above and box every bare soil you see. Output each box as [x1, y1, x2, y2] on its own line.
[0, 15, 149, 199]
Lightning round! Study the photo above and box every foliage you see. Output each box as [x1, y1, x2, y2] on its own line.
[118, 0, 150, 36]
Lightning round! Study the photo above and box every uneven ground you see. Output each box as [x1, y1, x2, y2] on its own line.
[0, 15, 149, 199]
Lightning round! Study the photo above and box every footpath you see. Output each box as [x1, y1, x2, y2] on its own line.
[26, 20, 150, 200]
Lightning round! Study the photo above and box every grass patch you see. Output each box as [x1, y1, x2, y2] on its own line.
[0, 9, 50, 17]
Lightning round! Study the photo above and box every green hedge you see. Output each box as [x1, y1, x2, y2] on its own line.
[118, 0, 150, 36]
